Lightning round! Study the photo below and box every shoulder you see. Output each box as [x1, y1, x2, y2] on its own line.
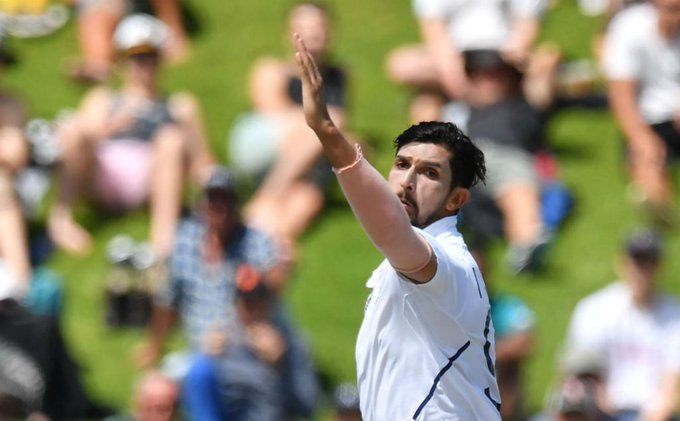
[172, 216, 203, 255]
[573, 282, 626, 316]
[608, 3, 655, 35]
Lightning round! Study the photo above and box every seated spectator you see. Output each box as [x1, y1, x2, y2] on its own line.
[566, 230, 680, 420]
[136, 166, 289, 368]
[0, 37, 31, 300]
[103, 371, 179, 421]
[385, 0, 555, 122]
[0, 298, 113, 420]
[604, 0, 680, 228]
[70, 0, 190, 83]
[450, 49, 561, 273]
[230, 2, 349, 247]
[182, 267, 318, 421]
[48, 13, 214, 258]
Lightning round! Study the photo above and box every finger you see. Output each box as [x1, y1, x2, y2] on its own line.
[294, 33, 321, 87]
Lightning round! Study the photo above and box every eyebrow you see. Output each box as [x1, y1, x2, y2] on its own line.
[395, 155, 444, 168]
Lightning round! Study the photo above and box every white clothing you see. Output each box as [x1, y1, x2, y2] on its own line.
[413, 0, 548, 50]
[567, 282, 680, 411]
[0, 260, 28, 301]
[603, 3, 680, 124]
[356, 216, 501, 421]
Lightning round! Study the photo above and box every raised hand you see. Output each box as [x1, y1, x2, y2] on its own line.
[294, 33, 335, 135]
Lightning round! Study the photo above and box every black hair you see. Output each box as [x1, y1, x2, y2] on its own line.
[394, 121, 486, 189]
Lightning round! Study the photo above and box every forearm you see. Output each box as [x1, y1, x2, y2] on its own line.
[319, 127, 429, 270]
[147, 305, 175, 350]
[504, 18, 540, 59]
[609, 80, 656, 141]
[643, 372, 680, 421]
[0, 127, 29, 173]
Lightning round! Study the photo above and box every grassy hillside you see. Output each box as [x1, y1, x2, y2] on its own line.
[4, 0, 680, 418]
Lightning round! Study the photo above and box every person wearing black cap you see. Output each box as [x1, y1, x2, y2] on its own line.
[136, 166, 290, 371]
[565, 229, 680, 421]
[449, 48, 560, 274]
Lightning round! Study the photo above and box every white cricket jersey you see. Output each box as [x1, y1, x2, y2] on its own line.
[356, 216, 501, 420]
[567, 282, 680, 412]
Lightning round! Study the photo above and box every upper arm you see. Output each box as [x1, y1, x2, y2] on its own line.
[394, 233, 438, 284]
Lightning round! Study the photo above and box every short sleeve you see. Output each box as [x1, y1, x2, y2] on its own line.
[566, 299, 606, 355]
[602, 11, 643, 80]
[413, 0, 451, 19]
[509, 0, 549, 18]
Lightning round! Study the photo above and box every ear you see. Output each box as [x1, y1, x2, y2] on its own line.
[445, 187, 470, 213]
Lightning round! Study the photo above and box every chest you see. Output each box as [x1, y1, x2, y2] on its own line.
[637, 36, 680, 80]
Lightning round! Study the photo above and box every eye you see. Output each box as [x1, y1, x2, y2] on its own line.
[424, 168, 439, 179]
[395, 159, 409, 169]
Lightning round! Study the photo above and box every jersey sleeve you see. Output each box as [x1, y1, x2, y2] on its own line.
[602, 10, 643, 80]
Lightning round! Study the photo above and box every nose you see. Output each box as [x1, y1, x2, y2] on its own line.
[400, 167, 416, 191]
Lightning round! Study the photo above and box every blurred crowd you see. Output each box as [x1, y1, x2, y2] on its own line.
[1, 0, 680, 420]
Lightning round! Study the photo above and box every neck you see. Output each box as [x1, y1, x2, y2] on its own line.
[125, 79, 157, 99]
[658, 17, 680, 40]
[203, 226, 235, 261]
[632, 289, 655, 309]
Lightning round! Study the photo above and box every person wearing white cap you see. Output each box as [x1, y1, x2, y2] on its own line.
[48, 13, 214, 258]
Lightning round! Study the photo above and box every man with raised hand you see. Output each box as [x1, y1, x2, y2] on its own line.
[295, 35, 501, 420]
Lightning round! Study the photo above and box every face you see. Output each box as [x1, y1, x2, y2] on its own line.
[126, 52, 160, 85]
[289, 5, 330, 58]
[205, 190, 238, 234]
[623, 255, 659, 303]
[388, 142, 467, 228]
[657, 0, 680, 29]
[466, 68, 517, 106]
[135, 378, 178, 421]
